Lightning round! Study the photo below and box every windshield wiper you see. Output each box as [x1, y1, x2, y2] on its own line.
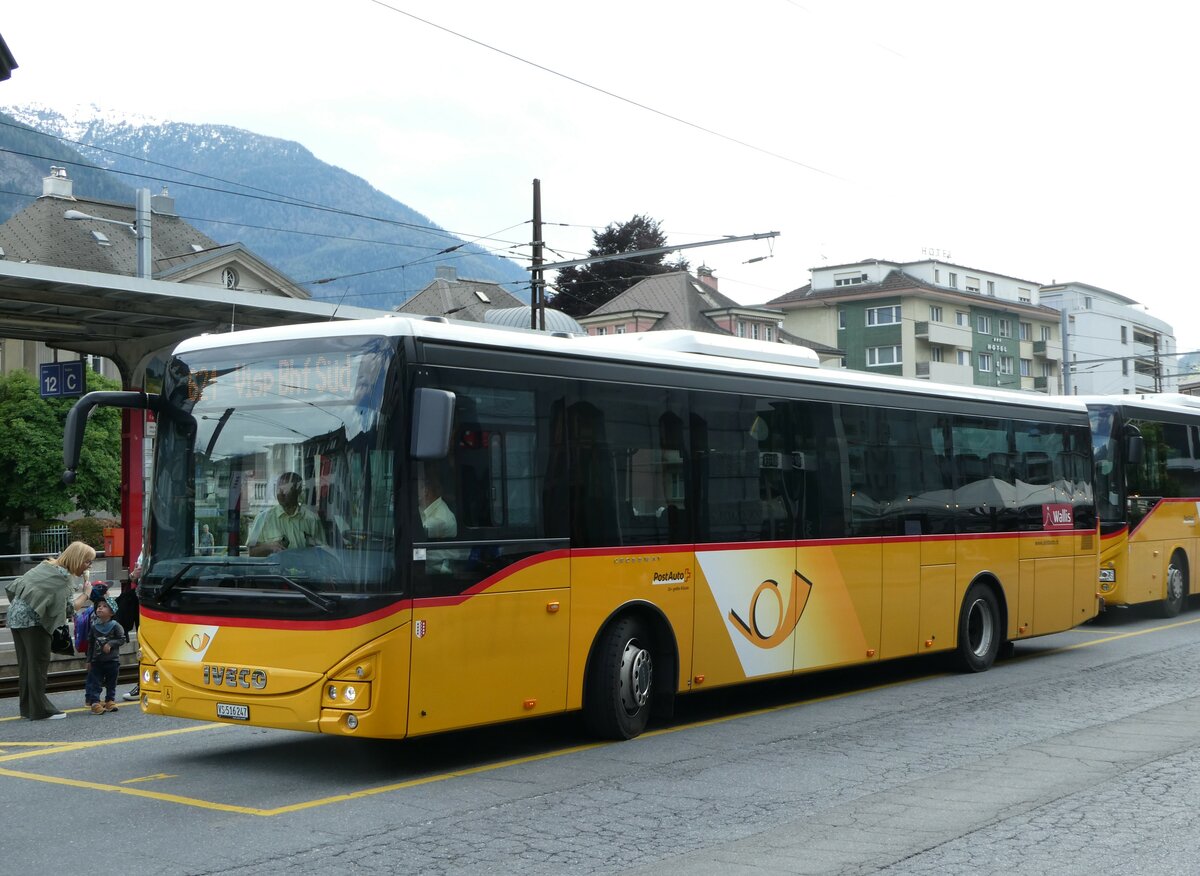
[151, 559, 336, 613]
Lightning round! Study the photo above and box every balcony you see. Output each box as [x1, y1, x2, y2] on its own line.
[914, 320, 972, 347]
[1033, 376, 1049, 391]
[1032, 339, 1061, 361]
[915, 360, 974, 385]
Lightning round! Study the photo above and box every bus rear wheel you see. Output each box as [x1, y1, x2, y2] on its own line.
[955, 583, 1000, 673]
[1159, 553, 1188, 618]
[585, 616, 654, 740]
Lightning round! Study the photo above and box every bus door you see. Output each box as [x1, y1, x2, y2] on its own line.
[407, 374, 571, 735]
[565, 385, 696, 702]
[874, 410, 950, 662]
[1015, 423, 1092, 635]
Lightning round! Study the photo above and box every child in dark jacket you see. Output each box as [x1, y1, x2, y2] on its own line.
[84, 596, 128, 714]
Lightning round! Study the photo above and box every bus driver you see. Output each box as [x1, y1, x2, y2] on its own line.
[247, 471, 326, 557]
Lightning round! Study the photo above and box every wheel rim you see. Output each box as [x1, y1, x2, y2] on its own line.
[966, 597, 994, 659]
[1168, 563, 1185, 604]
[619, 638, 652, 716]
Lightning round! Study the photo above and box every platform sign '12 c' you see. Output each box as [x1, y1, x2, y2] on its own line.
[39, 361, 85, 399]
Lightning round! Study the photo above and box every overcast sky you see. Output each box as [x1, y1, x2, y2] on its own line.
[4, 1, 1196, 359]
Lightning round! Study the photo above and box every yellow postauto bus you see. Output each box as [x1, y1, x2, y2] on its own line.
[1086, 394, 1200, 616]
[64, 317, 1099, 740]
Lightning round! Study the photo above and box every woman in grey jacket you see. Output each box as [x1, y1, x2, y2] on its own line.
[6, 541, 95, 719]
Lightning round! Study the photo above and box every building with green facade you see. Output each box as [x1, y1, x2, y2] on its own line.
[767, 259, 1063, 393]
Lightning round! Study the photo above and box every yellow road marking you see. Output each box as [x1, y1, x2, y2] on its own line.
[2, 613, 1196, 815]
[0, 724, 226, 763]
[121, 773, 179, 785]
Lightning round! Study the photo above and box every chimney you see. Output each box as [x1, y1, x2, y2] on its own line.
[435, 266, 458, 282]
[151, 185, 176, 216]
[697, 264, 718, 291]
[42, 165, 75, 200]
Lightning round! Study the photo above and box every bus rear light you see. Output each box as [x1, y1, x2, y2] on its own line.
[866, 649, 876, 658]
[523, 699, 537, 710]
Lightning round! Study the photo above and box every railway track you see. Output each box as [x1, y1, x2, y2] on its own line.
[0, 664, 138, 698]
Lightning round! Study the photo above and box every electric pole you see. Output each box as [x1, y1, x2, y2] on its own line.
[531, 179, 544, 330]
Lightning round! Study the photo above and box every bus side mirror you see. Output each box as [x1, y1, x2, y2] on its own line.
[1124, 428, 1143, 467]
[411, 388, 455, 460]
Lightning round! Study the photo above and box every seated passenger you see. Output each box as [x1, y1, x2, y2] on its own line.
[247, 471, 326, 557]
[419, 468, 457, 573]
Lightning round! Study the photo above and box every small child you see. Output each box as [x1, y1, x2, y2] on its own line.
[84, 596, 128, 715]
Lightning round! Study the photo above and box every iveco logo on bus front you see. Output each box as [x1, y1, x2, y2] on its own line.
[202, 665, 268, 689]
[1042, 503, 1074, 531]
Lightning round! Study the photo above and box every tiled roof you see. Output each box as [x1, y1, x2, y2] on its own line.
[588, 271, 782, 334]
[395, 277, 524, 322]
[767, 269, 1061, 318]
[0, 195, 223, 277]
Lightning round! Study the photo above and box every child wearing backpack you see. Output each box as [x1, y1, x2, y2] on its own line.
[84, 595, 128, 715]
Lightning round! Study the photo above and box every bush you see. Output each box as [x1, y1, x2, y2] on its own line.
[68, 517, 119, 550]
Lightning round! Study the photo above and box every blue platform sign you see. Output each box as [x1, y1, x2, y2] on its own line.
[39, 361, 86, 399]
[61, 361, 85, 397]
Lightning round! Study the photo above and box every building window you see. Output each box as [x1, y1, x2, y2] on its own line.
[929, 305, 943, 322]
[987, 280, 996, 296]
[765, 326, 773, 342]
[956, 311, 969, 327]
[752, 323, 761, 340]
[1041, 325, 1052, 342]
[930, 346, 944, 362]
[998, 318, 1013, 338]
[965, 276, 980, 293]
[1018, 287, 1032, 303]
[1041, 362, 1053, 378]
[254, 482, 268, 502]
[1020, 358, 1032, 377]
[1122, 358, 1129, 375]
[997, 355, 1014, 375]
[978, 353, 993, 373]
[866, 345, 902, 367]
[838, 310, 846, 330]
[835, 271, 868, 286]
[615, 325, 626, 334]
[976, 315, 991, 334]
[595, 327, 607, 336]
[1084, 296, 1093, 310]
[957, 350, 971, 367]
[1121, 325, 1128, 344]
[866, 305, 902, 326]
[736, 321, 746, 337]
[935, 269, 941, 283]
[1019, 322, 1032, 341]
[948, 272, 958, 288]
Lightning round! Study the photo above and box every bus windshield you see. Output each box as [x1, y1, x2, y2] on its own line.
[144, 335, 397, 610]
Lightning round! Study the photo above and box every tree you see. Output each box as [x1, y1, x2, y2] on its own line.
[549, 214, 689, 317]
[0, 369, 122, 527]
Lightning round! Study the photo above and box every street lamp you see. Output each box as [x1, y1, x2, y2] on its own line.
[63, 187, 152, 278]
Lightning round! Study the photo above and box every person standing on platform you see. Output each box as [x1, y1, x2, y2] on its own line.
[84, 595, 127, 714]
[5, 541, 95, 720]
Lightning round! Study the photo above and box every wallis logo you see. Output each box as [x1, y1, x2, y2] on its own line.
[728, 570, 814, 649]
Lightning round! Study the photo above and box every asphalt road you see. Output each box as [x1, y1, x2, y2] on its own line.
[4, 603, 1200, 875]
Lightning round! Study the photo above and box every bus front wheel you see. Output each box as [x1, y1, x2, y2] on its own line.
[585, 616, 654, 740]
[955, 583, 1000, 673]
[1160, 553, 1188, 618]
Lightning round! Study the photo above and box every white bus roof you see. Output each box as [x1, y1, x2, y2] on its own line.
[174, 315, 1088, 416]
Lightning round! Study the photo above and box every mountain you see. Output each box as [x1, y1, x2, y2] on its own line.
[0, 105, 529, 311]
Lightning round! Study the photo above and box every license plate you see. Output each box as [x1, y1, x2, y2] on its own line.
[216, 702, 249, 721]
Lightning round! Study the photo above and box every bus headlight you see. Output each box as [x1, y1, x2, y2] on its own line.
[324, 681, 370, 710]
[1099, 568, 1116, 583]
